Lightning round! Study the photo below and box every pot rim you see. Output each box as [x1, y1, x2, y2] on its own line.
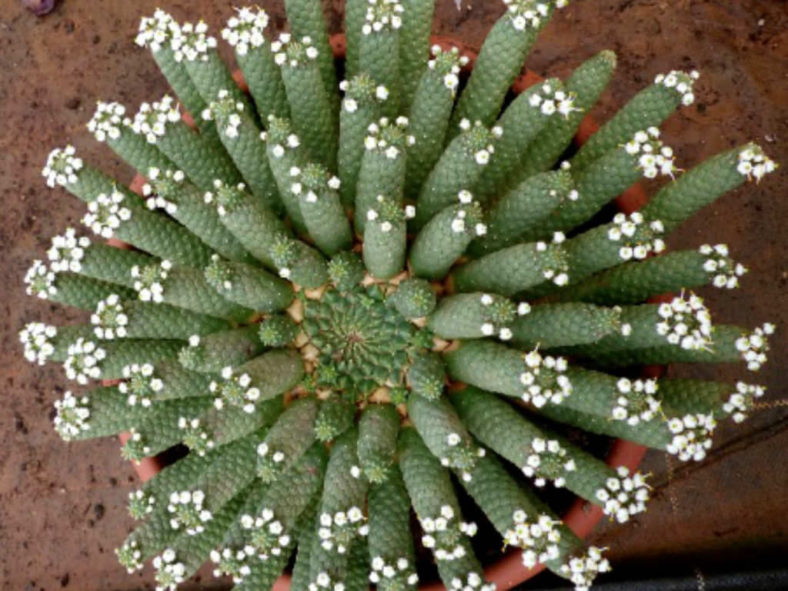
[110, 32, 658, 591]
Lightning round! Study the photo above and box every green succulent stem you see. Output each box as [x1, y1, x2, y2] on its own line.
[518, 49, 617, 177]
[178, 326, 265, 374]
[450, 4, 559, 133]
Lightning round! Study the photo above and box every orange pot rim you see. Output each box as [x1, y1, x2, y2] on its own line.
[109, 33, 657, 591]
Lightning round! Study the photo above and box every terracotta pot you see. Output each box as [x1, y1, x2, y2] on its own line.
[109, 33, 658, 591]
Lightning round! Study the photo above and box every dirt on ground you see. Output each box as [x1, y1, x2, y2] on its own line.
[0, 1, 786, 589]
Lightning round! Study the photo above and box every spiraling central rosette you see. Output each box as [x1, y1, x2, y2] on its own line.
[299, 284, 427, 398]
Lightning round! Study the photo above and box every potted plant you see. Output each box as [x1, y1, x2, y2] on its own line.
[21, 2, 775, 591]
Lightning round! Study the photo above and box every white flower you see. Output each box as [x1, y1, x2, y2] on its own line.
[503, 510, 562, 568]
[167, 488, 212, 535]
[607, 211, 666, 261]
[594, 467, 651, 523]
[722, 381, 765, 423]
[53, 391, 91, 440]
[519, 349, 572, 407]
[665, 413, 717, 462]
[655, 293, 714, 351]
[655, 69, 698, 106]
[362, 0, 405, 35]
[419, 508, 476, 562]
[63, 338, 106, 384]
[503, 0, 560, 31]
[136, 9, 180, 53]
[221, 6, 269, 55]
[42, 145, 84, 188]
[520, 438, 575, 487]
[170, 20, 218, 63]
[24, 260, 58, 299]
[610, 378, 661, 425]
[47, 228, 90, 273]
[130, 96, 180, 143]
[20, 323, 58, 366]
[736, 144, 777, 182]
[734, 323, 774, 371]
[559, 546, 611, 590]
[91, 294, 129, 340]
[87, 101, 127, 142]
[82, 190, 132, 239]
[474, 150, 490, 165]
[211, 370, 263, 413]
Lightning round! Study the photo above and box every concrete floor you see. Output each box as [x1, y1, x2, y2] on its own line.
[0, 0, 786, 589]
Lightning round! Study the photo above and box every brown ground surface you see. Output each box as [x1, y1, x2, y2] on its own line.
[0, 1, 786, 590]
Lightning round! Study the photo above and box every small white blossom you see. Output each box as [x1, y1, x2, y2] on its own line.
[238, 506, 293, 561]
[722, 381, 765, 423]
[362, 0, 405, 35]
[221, 6, 269, 56]
[153, 547, 187, 591]
[369, 555, 418, 587]
[698, 243, 747, 289]
[622, 129, 678, 179]
[131, 260, 171, 303]
[735, 145, 777, 182]
[528, 82, 578, 119]
[419, 505, 477, 562]
[53, 391, 91, 440]
[82, 190, 132, 239]
[136, 9, 180, 53]
[87, 101, 127, 142]
[594, 466, 651, 523]
[520, 437, 576, 487]
[655, 292, 713, 351]
[211, 546, 254, 584]
[666, 412, 717, 462]
[364, 116, 410, 157]
[47, 228, 91, 273]
[19, 322, 58, 366]
[535, 232, 570, 286]
[503, 510, 562, 568]
[502, 0, 566, 31]
[24, 260, 57, 300]
[130, 96, 180, 143]
[448, 572, 495, 591]
[91, 294, 129, 340]
[654, 69, 699, 105]
[203, 89, 246, 138]
[610, 378, 661, 426]
[474, 150, 490, 165]
[42, 145, 83, 188]
[128, 489, 156, 519]
[734, 323, 774, 371]
[519, 349, 572, 407]
[317, 507, 368, 554]
[271, 33, 319, 67]
[308, 572, 346, 591]
[116, 539, 144, 573]
[607, 212, 666, 261]
[210, 368, 262, 414]
[178, 417, 215, 456]
[170, 20, 218, 63]
[428, 44, 470, 96]
[64, 338, 106, 384]
[119, 363, 162, 407]
[167, 489, 213, 535]
[559, 546, 612, 591]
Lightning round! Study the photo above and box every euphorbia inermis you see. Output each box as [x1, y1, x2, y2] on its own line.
[22, 2, 776, 591]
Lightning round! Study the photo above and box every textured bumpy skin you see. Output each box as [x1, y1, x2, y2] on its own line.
[27, 2, 777, 591]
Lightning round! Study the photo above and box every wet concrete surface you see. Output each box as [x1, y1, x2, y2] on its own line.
[0, 0, 786, 589]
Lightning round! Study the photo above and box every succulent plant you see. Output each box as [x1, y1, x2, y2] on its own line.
[21, 2, 778, 591]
